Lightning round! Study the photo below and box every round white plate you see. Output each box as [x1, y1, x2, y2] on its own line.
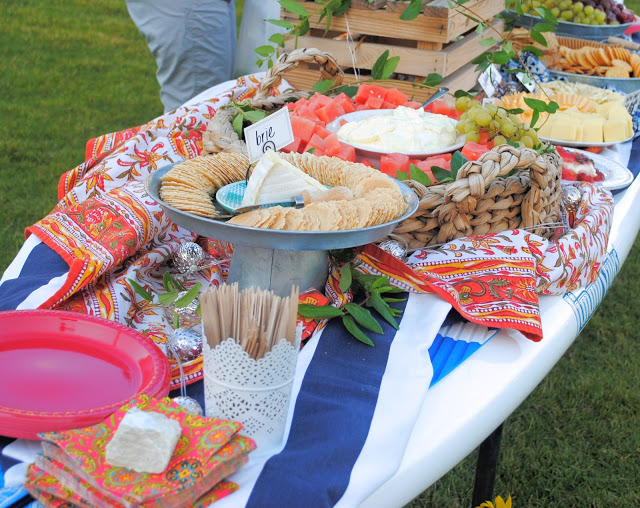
[561, 148, 634, 191]
[326, 109, 465, 158]
[541, 134, 634, 149]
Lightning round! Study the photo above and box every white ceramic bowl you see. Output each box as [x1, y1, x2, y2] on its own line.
[326, 109, 464, 168]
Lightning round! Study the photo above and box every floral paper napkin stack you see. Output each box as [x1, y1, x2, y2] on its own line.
[24, 395, 255, 507]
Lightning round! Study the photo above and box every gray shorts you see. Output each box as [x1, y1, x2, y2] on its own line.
[126, 0, 236, 112]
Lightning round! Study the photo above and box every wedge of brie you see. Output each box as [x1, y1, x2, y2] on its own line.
[241, 150, 326, 207]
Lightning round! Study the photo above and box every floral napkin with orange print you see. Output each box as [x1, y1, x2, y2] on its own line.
[25, 394, 256, 507]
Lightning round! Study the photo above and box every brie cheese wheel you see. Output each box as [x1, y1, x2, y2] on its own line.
[105, 407, 182, 474]
[241, 150, 326, 206]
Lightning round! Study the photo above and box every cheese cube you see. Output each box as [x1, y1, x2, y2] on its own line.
[603, 119, 628, 143]
[582, 117, 604, 144]
[105, 407, 182, 473]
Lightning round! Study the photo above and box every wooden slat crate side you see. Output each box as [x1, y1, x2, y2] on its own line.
[281, 63, 481, 102]
[284, 36, 447, 76]
[280, 0, 503, 43]
[283, 19, 503, 78]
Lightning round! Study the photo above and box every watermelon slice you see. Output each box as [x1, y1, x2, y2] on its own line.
[281, 136, 304, 154]
[323, 133, 342, 155]
[461, 141, 490, 161]
[364, 94, 385, 110]
[290, 115, 317, 144]
[380, 153, 410, 177]
[354, 84, 388, 105]
[384, 88, 409, 107]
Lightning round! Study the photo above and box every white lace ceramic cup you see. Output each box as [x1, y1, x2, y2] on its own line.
[202, 328, 301, 449]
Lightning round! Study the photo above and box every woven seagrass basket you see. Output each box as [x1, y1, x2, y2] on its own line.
[390, 145, 564, 250]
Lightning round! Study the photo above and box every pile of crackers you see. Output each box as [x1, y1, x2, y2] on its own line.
[229, 152, 407, 231]
[551, 45, 640, 78]
[160, 153, 249, 218]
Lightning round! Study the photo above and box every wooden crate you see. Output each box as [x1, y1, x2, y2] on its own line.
[281, 0, 505, 49]
[280, 0, 503, 99]
[284, 19, 503, 79]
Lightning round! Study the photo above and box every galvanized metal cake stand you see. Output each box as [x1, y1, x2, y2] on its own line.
[146, 164, 419, 296]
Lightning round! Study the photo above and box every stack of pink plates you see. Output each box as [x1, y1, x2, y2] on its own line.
[0, 310, 171, 439]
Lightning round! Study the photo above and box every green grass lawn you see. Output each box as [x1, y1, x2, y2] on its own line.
[2, 1, 640, 506]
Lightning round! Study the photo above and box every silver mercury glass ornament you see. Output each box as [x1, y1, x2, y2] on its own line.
[167, 327, 203, 363]
[378, 239, 408, 263]
[173, 242, 205, 274]
[172, 291, 200, 322]
[167, 328, 204, 416]
[562, 185, 582, 213]
[172, 395, 203, 416]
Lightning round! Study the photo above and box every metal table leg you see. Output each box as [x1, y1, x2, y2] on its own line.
[471, 423, 504, 508]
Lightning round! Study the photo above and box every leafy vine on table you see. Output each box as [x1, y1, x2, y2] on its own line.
[298, 254, 406, 346]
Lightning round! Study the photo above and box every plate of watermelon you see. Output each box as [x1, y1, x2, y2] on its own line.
[558, 146, 633, 191]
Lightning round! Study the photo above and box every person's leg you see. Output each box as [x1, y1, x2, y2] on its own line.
[125, 0, 236, 112]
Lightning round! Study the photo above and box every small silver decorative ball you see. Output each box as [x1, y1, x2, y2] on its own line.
[378, 239, 408, 263]
[173, 242, 205, 274]
[168, 327, 202, 363]
[172, 396, 203, 416]
[562, 185, 582, 212]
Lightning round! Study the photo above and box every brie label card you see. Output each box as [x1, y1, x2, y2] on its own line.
[244, 108, 295, 163]
[478, 64, 502, 98]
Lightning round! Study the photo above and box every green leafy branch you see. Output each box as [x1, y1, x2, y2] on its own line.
[298, 262, 405, 346]
[128, 273, 202, 329]
[310, 50, 443, 98]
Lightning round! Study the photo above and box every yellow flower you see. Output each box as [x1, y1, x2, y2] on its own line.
[477, 495, 512, 508]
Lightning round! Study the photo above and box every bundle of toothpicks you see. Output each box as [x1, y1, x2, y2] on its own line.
[200, 283, 300, 360]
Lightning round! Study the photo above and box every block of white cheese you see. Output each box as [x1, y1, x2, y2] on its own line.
[241, 150, 326, 206]
[105, 407, 182, 474]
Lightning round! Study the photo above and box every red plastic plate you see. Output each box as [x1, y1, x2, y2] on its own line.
[0, 310, 171, 439]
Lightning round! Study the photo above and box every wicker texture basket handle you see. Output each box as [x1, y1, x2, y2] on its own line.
[249, 48, 344, 110]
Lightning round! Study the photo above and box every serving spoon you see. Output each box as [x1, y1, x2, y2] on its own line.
[420, 87, 449, 109]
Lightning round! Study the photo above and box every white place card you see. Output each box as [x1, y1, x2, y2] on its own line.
[244, 107, 295, 163]
[478, 64, 503, 98]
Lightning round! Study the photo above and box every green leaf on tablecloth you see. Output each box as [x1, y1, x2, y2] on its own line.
[345, 303, 384, 334]
[367, 293, 400, 330]
[298, 304, 344, 318]
[339, 264, 352, 293]
[174, 283, 202, 308]
[383, 297, 407, 303]
[128, 279, 153, 301]
[158, 291, 179, 305]
[342, 315, 375, 346]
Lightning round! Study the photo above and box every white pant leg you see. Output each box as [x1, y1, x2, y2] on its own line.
[126, 0, 236, 112]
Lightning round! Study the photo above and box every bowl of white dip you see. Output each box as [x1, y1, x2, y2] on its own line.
[326, 106, 465, 165]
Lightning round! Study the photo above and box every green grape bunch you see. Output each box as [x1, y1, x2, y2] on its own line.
[520, 0, 635, 25]
[454, 97, 539, 149]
